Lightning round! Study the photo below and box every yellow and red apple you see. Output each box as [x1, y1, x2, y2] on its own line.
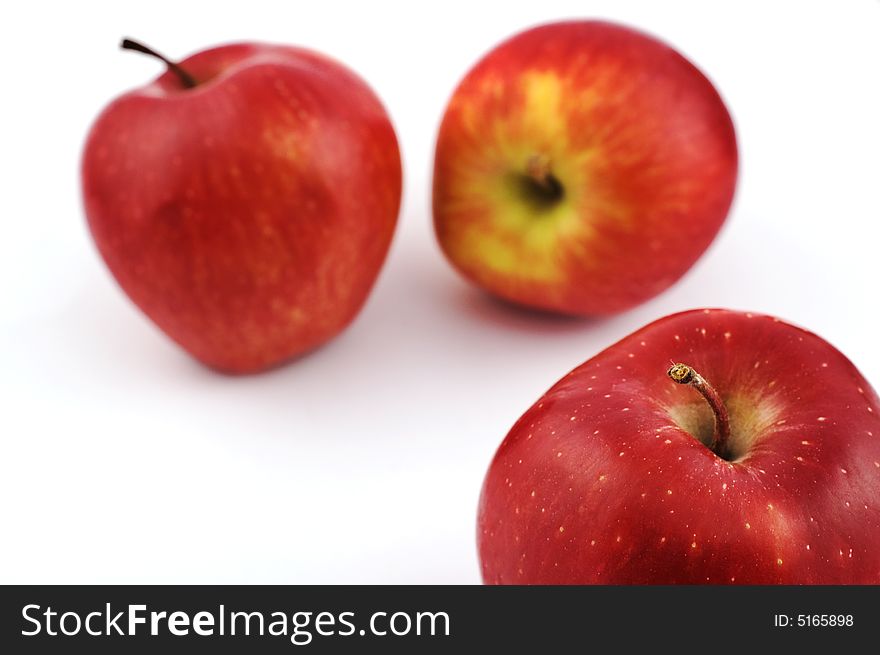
[433, 21, 738, 315]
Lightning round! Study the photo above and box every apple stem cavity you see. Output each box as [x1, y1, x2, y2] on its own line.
[667, 363, 732, 459]
[120, 38, 197, 89]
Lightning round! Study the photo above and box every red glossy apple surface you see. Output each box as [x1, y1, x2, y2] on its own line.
[478, 309, 880, 583]
[82, 41, 402, 373]
[433, 21, 737, 315]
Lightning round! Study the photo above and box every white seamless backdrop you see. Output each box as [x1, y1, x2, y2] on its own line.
[1, 0, 879, 583]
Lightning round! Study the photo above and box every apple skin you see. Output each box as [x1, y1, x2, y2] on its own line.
[82, 43, 402, 373]
[478, 309, 880, 583]
[433, 21, 737, 315]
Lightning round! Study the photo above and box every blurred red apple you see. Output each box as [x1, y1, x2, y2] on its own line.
[478, 309, 880, 583]
[433, 21, 737, 315]
[82, 39, 402, 373]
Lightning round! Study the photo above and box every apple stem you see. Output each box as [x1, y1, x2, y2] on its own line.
[526, 154, 552, 187]
[523, 154, 564, 204]
[667, 363, 731, 458]
[120, 38, 197, 89]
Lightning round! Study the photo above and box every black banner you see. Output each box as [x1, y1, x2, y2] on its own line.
[1, 585, 875, 652]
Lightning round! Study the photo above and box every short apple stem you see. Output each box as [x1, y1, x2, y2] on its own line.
[526, 154, 553, 189]
[521, 154, 564, 205]
[667, 363, 731, 458]
[120, 38, 197, 89]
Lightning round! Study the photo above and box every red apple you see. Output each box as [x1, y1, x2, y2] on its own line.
[433, 21, 737, 315]
[82, 39, 402, 373]
[478, 309, 880, 583]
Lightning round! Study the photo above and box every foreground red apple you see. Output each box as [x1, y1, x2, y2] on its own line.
[82, 39, 402, 372]
[433, 21, 737, 315]
[478, 309, 880, 583]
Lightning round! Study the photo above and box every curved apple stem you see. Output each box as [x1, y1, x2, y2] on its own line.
[120, 38, 197, 89]
[667, 363, 731, 458]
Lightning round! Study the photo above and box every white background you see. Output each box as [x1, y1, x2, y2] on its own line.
[1, 0, 879, 583]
